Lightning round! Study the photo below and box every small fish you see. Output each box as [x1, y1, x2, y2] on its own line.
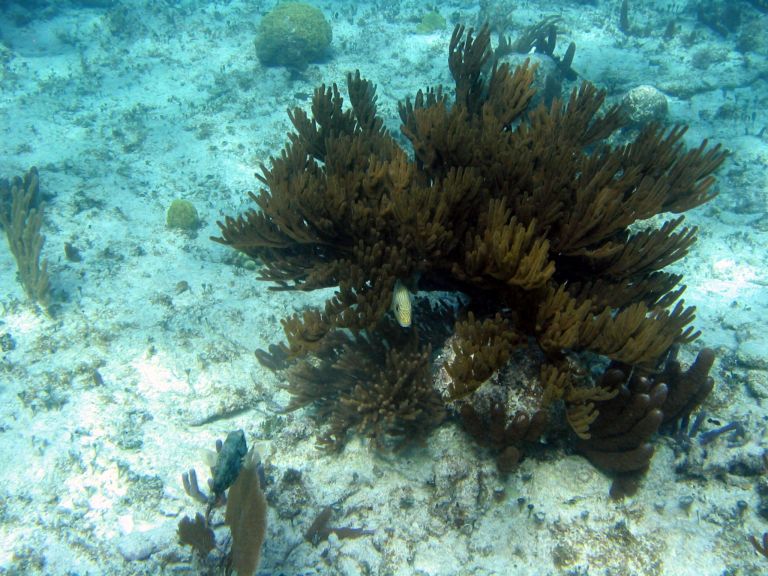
[211, 430, 248, 498]
[391, 280, 412, 327]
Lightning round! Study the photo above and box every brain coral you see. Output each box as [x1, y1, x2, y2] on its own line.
[255, 2, 332, 70]
[166, 198, 199, 231]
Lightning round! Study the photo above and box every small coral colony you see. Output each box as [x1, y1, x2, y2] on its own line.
[213, 23, 726, 498]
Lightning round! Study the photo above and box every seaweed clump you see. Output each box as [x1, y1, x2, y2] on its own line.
[214, 25, 725, 488]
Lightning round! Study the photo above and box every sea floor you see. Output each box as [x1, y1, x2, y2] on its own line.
[0, 1, 767, 575]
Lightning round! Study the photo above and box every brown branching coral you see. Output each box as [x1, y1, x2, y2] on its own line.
[657, 345, 715, 424]
[280, 319, 445, 451]
[497, 16, 562, 58]
[445, 312, 523, 399]
[571, 347, 716, 497]
[0, 167, 51, 311]
[214, 24, 725, 484]
[571, 364, 668, 496]
[460, 401, 548, 475]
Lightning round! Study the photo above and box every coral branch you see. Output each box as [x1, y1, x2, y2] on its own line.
[0, 167, 51, 310]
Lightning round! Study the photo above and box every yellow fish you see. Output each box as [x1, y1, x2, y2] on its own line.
[391, 279, 412, 327]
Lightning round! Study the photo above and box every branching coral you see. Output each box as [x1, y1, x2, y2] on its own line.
[571, 362, 668, 497]
[280, 317, 446, 450]
[0, 167, 51, 311]
[214, 24, 725, 487]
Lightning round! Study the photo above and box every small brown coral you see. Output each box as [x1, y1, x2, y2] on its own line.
[658, 346, 715, 424]
[572, 366, 667, 490]
[178, 437, 267, 574]
[281, 319, 445, 450]
[445, 312, 523, 399]
[226, 448, 268, 575]
[572, 348, 715, 497]
[0, 167, 51, 310]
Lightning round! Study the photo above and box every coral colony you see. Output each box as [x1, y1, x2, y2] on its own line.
[214, 25, 724, 497]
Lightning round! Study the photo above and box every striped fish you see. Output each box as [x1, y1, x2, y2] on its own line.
[391, 279, 412, 327]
